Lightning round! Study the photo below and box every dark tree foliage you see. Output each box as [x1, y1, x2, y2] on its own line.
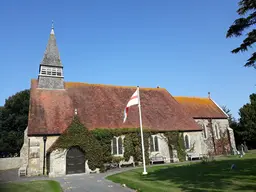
[0, 89, 30, 157]
[238, 93, 256, 149]
[222, 106, 237, 125]
[226, 0, 256, 68]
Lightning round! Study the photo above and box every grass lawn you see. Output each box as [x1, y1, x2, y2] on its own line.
[0, 180, 62, 192]
[107, 151, 256, 192]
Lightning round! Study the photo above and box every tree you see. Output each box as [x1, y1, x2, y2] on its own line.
[226, 0, 256, 68]
[222, 106, 237, 124]
[238, 93, 256, 149]
[0, 89, 30, 157]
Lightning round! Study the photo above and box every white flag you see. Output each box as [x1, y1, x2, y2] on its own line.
[123, 88, 139, 123]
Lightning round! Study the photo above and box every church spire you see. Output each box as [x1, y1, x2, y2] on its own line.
[38, 22, 64, 89]
[40, 21, 62, 67]
[51, 20, 54, 35]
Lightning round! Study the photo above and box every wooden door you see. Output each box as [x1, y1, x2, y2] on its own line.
[66, 147, 85, 174]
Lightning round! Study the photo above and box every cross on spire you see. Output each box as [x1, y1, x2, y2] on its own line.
[51, 20, 54, 35]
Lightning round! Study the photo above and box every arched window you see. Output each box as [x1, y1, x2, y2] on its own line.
[184, 135, 190, 149]
[150, 135, 159, 152]
[214, 124, 220, 139]
[154, 136, 159, 151]
[112, 136, 123, 155]
[112, 137, 117, 155]
[150, 136, 154, 152]
[202, 124, 207, 139]
[118, 137, 123, 154]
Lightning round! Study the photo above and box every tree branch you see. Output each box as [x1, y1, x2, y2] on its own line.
[237, 0, 256, 15]
[231, 29, 256, 53]
[245, 52, 256, 67]
[226, 11, 256, 38]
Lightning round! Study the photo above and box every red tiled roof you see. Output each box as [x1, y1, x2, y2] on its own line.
[27, 80, 201, 136]
[174, 96, 228, 119]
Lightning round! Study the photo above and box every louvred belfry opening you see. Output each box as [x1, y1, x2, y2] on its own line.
[38, 23, 64, 89]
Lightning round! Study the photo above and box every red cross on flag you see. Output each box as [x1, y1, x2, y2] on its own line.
[123, 88, 139, 123]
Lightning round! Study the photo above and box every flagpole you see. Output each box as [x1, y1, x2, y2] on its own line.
[137, 86, 148, 175]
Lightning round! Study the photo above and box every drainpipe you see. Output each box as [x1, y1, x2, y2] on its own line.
[43, 136, 47, 175]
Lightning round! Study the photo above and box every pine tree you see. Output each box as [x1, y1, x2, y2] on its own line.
[226, 0, 256, 68]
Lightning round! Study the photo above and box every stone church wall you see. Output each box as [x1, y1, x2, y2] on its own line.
[149, 133, 172, 163]
[0, 157, 22, 170]
[195, 118, 236, 156]
[183, 131, 203, 158]
[20, 119, 236, 177]
[22, 134, 59, 176]
[48, 149, 67, 177]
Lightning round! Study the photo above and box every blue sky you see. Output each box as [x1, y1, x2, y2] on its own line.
[0, 0, 255, 119]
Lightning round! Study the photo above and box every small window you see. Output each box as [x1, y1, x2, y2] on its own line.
[154, 136, 159, 151]
[202, 124, 207, 139]
[118, 137, 123, 154]
[112, 136, 123, 155]
[40, 66, 63, 77]
[150, 135, 159, 152]
[41, 68, 46, 75]
[214, 124, 220, 139]
[150, 136, 154, 152]
[46, 68, 51, 75]
[57, 68, 62, 76]
[184, 135, 190, 149]
[52, 68, 57, 76]
[112, 137, 117, 155]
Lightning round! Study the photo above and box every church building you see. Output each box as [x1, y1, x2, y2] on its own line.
[19, 26, 237, 177]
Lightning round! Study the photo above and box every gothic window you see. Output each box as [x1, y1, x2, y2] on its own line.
[154, 136, 159, 151]
[118, 137, 123, 155]
[184, 135, 190, 149]
[202, 124, 207, 139]
[150, 135, 159, 152]
[112, 136, 123, 155]
[112, 137, 117, 155]
[40, 66, 63, 77]
[214, 124, 220, 139]
[150, 136, 154, 152]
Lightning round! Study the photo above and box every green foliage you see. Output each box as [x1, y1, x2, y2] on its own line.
[238, 93, 256, 149]
[111, 156, 124, 164]
[226, 0, 256, 68]
[123, 130, 150, 164]
[49, 116, 104, 170]
[163, 131, 186, 162]
[0, 89, 30, 157]
[51, 121, 187, 171]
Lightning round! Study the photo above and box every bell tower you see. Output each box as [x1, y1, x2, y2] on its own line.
[38, 21, 64, 89]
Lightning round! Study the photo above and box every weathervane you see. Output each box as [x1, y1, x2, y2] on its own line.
[51, 20, 54, 29]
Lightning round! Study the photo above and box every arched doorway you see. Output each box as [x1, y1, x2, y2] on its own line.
[66, 146, 85, 175]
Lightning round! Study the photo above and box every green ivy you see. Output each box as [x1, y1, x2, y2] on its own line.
[48, 116, 104, 170]
[123, 130, 150, 165]
[163, 131, 186, 162]
[48, 116, 186, 172]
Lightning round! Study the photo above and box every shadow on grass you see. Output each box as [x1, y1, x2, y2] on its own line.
[142, 158, 256, 191]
